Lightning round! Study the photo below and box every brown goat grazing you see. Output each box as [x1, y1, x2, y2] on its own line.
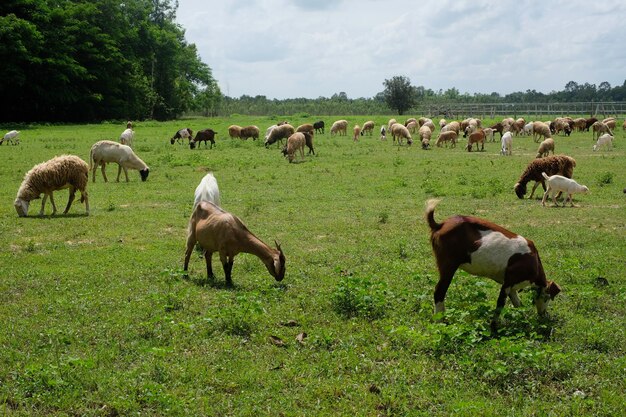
[265, 124, 295, 148]
[466, 129, 485, 152]
[514, 155, 576, 199]
[532, 122, 552, 143]
[296, 123, 315, 136]
[190, 129, 217, 149]
[184, 201, 286, 285]
[489, 122, 504, 139]
[425, 199, 560, 327]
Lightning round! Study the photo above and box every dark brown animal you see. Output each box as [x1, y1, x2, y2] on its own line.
[190, 129, 217, 149]
[514, 155, 576, 199]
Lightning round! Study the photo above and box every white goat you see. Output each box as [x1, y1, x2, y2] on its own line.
[593, 133, 613, 151]
[541, 172, 589, 207]
[89, 140, 149, 182]
[2, 130, 20, 145]
[193, 173, 221, 211]
[119, 128, 135, 148]
[500, 131, 512, 155]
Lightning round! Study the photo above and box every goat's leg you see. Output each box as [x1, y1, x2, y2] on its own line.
[63, 187, 76, 214]
[123, 167, 129, 182]
[433, 264, 458, 316]
[92, 165, 97, 182]
[491, 286, 510, 330]
[204, 251, 215, 280]
[116, 165, 122, 182]
[220, 254, 234, 286]
[100, 164, 108, 182]
[508, 290, 521, 307]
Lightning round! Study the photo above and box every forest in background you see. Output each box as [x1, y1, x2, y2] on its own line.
[0, 0, 219, 122]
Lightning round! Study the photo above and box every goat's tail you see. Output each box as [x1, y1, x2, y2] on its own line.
[541, 172, 550, 181]
[425, 199, 443, 233]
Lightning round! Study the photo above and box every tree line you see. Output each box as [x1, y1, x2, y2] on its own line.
[0, 0, 220, 122]
[215, 77, 626, 117]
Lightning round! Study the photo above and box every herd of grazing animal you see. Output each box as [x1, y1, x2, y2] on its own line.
[5, 112, 622, 328]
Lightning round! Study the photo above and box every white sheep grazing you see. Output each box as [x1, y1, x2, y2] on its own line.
[14, 155, 89, 217]
[89, 140, 149, 182]
[541, 172, 589, 207]
[500, 131, 513, 155]
[593, 133, 613, 151]
[193, 173, 221, 212]
[2, 130, 20, 145]
[119, 128, 134, 148]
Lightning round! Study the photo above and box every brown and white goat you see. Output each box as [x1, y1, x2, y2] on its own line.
[184, 202, 286, 285]
[425, 199, 560, 327]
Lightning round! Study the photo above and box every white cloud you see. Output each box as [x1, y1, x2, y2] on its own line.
[177, 0, 626, 98]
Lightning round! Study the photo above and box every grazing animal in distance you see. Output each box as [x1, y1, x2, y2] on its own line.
[89, 140, 149, 182]
[171, 128, 193, 145]
[425, 199, 560, 328]
[313, 120, 325, 134]
[190, 129, 217, 149]
[2, 130, 20, 145]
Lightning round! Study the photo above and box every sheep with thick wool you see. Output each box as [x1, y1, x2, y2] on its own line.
[228, 125, 243, 140]
[532, 122, 552, 143]
[89, 140, 149, 183]
[265, 124, 295, 147]
[361, 121, 375, 135]
[391, 123, 412, 145]
[14, 155, 89, 217]
[240, 125, 260, 140]
[282, 132, 306, 162]
[435, 131, 458, 148]
[330, 120, 348, 136]
[535, 138, 555, 158]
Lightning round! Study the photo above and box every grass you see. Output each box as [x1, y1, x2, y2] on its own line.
[0, 115, 625, 416]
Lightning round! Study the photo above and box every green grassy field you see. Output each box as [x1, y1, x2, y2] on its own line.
[1, 116, 625, 416]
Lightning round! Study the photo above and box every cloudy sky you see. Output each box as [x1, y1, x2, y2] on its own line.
[176, 0, 626, 99]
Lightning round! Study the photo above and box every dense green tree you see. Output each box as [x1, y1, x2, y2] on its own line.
[382, 76, 417, 115]
[0, 0, 219, 122]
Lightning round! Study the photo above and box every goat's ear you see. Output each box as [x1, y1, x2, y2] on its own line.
[274, 240, 282, 251]
[548, 281, 561, 299]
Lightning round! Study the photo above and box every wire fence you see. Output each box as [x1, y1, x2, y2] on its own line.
[417, 102, 626, 120]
